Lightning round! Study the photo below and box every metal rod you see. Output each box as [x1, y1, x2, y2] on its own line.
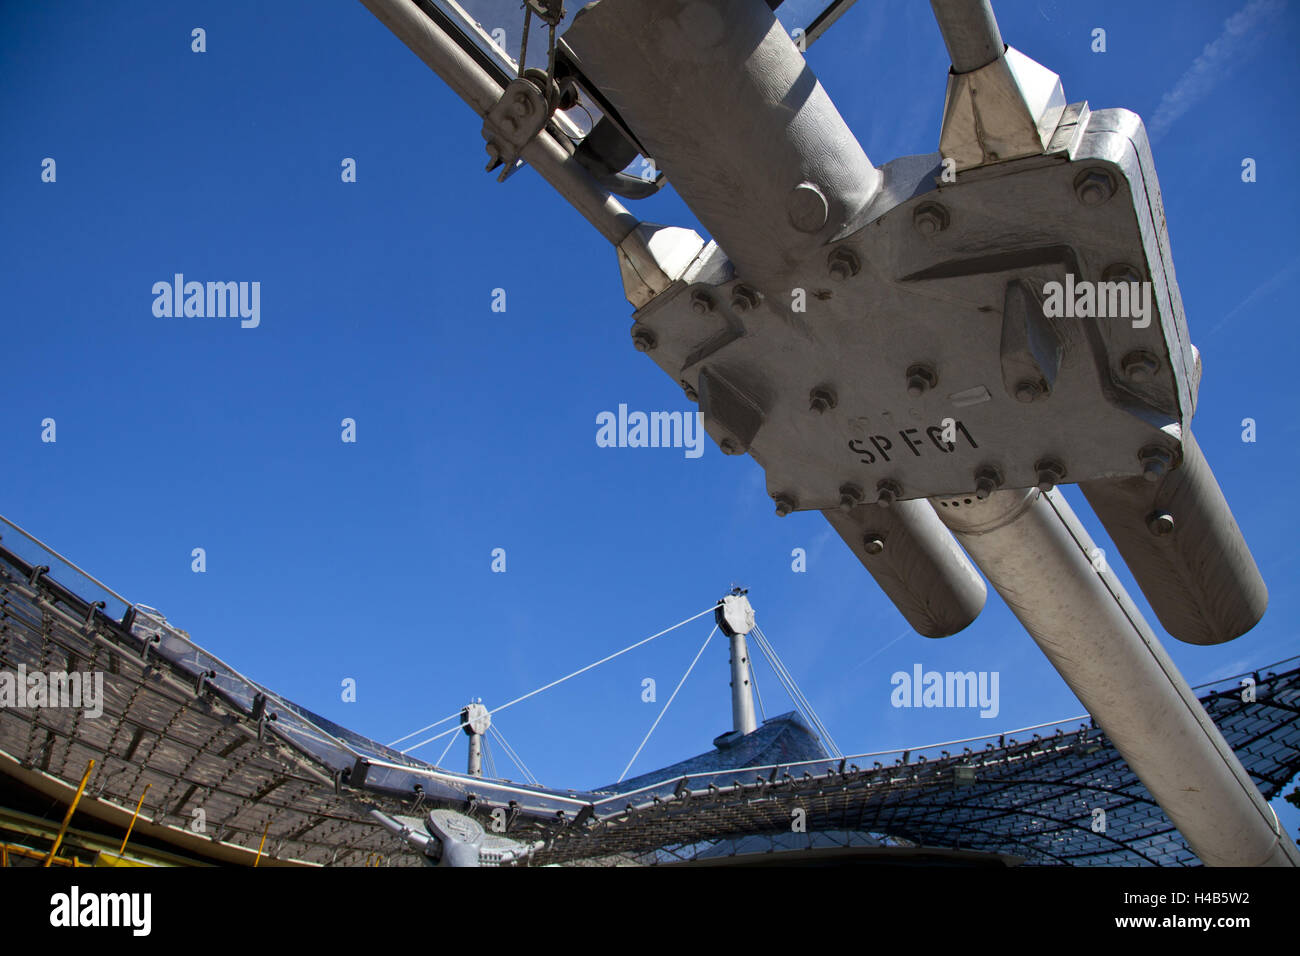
[933, 487, 1299, 867]
[929, 0, 1005, 73]
[43, 758, 94, 867]
[117, 783, 152, 858]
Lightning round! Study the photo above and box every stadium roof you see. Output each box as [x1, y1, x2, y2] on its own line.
[1, 523, 1296, 866]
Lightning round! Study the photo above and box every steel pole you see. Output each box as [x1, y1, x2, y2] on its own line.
[729, 632, 758, 736]
[467, 732, 483, 777]
[933, 486, 1298, 866]
[929, 0, 1005, 73]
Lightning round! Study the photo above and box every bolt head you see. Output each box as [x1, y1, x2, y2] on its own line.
[905, 364, 937, 398]
[690, 291, 713, 314]
[730, 285, 760, 313]
[913, 202, 950, 237]
[875, 480, 901, 507]
[862, 533, 886, 555]
[827, 248, 859, 281]
[1034, 458, 1066, 493]
[773, 496, 795, 517]
[1121, 350, 1159, 384]
[1138, 445, 1173, 483]
[809, 386, 837, 414]
[974, 467, 1002, 500]
[838, 483, 864, 512]
[681, 382, 698, 402]
[1074, 168, 1116, 206]
[719, 438, 738, 455]
[631, 327, 656, 352]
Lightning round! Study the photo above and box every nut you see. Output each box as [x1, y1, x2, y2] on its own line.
[1138, 445, 1174, 483]
[631, 326, 657, 352]
[875, 479, 902, 507]
[838, 483, 864, 512]
[906, 364, 938, 398]
[690, 290, 714, 314]
[974, 466, 1003, 500]
[730, 284, 762, 313]
[1034, 457, 1067, 493]
[862, 533, 886, 555]
[913, 201, 950, 236]
[809, 386, 837, 414]
[1121, 350, 1160, 384]
[773, 494, 796, 517]
[827, 247, 860, 281]
[1074, 167, 1116, 206]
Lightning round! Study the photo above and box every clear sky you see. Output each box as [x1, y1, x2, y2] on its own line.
[2, 0, 1297, 839]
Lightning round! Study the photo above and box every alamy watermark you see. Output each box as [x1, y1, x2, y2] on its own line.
[596, 404, 705, 459]
[0, 665, 104, 718]
[1042, 273, 1151, 328]
[891, 664, 999, 718]
[152, 274, 260, 328]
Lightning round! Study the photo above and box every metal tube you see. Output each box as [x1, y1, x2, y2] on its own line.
[933, 487, 1299, 866]
[43, 758, 94, 867]
[822, 499, 986, 638]
[564, 0, 881, 290]
[729, 633, 758, 736]
[929, 0, 1005, 73]
[358, 0, 641, 247]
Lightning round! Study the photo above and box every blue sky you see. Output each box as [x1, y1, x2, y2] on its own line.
[1, 0, 1298, 837]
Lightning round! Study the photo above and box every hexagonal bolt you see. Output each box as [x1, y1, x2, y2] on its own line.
[875, 479, 902, 507]
[1015, 380, 1045, 404]
[1146, 510, 1176, 536]
[913, 201, 950, 237]
[827, 247, 860, 281]
[680, 380, 698, 402]
[689, 290, 714, 315]
[906, 364, 938, 398]
[773, 494, 797, 518]
[973, 466, 1003, 501]
[808, 386, 838, 414]
[1121, 350, 1160, 384]
[1034, 457, 1067, 493]
[1138, 445, 1174, 483]
[862, 532, 886, 555]
[730, 284, 762, 313]
[1074, 167, 1117, 206]
[631, 326, 657, 353]
[718, 438, 742, 456]
[838, 483, 865, 512]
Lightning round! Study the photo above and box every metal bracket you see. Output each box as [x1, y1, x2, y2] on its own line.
[82, 599, 104, 631]
[482, 76, 551, 183]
